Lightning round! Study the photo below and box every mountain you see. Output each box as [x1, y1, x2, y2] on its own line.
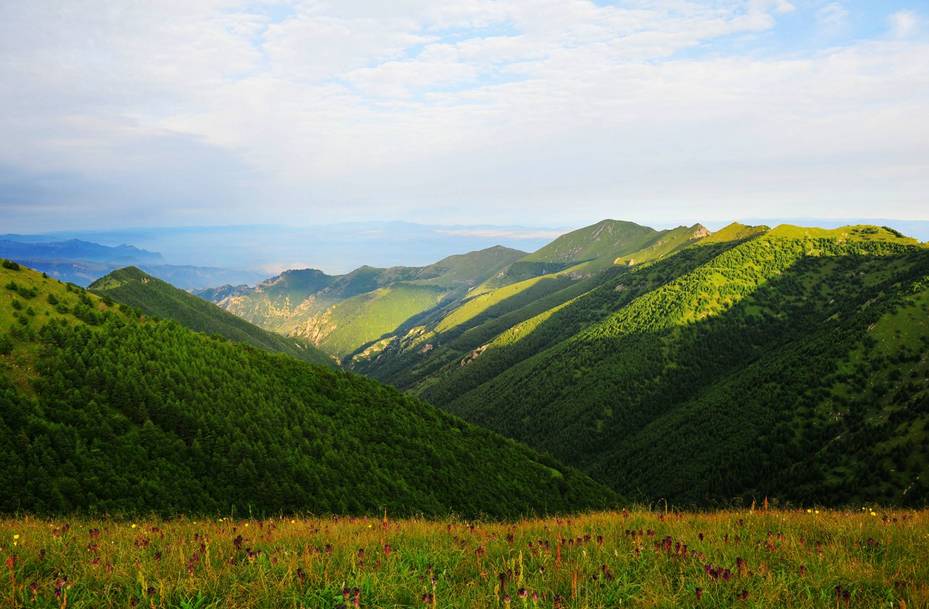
[0, 238, 162, 264]
[0, 261, 616, 516]
[199, 246, 527, 357]
[89, 267, 333, 367]
[354, 222, 929, 506]
[0, 237, 265, 289]
[349, 220, 711, 381]
[483, 219, 664, 287]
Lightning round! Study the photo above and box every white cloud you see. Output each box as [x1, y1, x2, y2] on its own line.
[817, 2, 849, 34]
[1, 0, 928, 230]
[890, 10, 920, 38]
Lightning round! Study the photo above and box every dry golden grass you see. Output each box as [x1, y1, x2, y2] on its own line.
[1, 509, 927, 608]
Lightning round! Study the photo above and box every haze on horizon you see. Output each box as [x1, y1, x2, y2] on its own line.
[1, 0, 928, 233]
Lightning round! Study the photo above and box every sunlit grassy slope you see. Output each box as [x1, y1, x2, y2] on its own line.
[2, 509, 926, 609]
[308, 284, 447, 356]
[207, 247, 527, 356]
[0, 261, 617, 517]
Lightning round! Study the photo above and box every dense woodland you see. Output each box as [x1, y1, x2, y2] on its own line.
[358, 225, 929, 507]
[0, 263, 615, 516]
[3, 221, 929, 515]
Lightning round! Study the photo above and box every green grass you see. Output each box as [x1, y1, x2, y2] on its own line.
[314, 285, 447, 356]
[1, 509, 926, 608]
[436, 276, 556, 334]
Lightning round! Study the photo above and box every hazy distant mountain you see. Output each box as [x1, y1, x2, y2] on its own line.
[0, 238, 162, 264]
[7, 223, 564, 275]
[0, 236, 264, 289]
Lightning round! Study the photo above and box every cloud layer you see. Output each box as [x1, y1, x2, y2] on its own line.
[1, 0, 927, 230]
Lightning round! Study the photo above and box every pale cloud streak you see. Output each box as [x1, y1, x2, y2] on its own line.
[0, 0, 927, 231]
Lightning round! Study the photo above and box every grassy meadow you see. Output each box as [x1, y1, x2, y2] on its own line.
[1, 509, 927, 609]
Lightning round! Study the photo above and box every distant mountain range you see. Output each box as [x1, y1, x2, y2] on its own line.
[0, 238, 162, 264]
[0, 236, 264, 289]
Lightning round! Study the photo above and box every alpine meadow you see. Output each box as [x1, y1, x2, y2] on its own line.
[2, 1, 929, 607]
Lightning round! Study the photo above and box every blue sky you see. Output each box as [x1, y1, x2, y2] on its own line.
[1, 0, 927, 232]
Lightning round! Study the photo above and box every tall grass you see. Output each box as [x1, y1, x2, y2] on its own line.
[1, 509, 926, 608]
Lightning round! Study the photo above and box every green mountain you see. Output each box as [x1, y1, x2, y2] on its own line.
[349, 221, 711, 383]
[199, 246, 527, 357]
[355, 223, 929, 506]
[482, 220, 664, 288]
[0, 261, 617, 516]
[88, 267, 333, 367]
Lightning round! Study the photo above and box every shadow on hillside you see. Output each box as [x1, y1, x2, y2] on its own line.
[433, 245, 929, 507]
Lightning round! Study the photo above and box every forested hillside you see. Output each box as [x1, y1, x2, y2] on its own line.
[89, 267, 333, 367]
[0, 262, 617, 516]
[357, 224, 929, 506]
[350, 221, 711, 384]
[199, 246, 526, 356]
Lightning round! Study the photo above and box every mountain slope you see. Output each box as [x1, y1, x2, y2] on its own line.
[482, 220, 661, 288]
[349, 221, 715, 389]
[88, 267, 333, 367]
[421, 225, 929, 505]
[0, 261, 617, 516]
[201, 246, 527, 356]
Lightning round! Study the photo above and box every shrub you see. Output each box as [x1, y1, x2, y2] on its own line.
[0, 333, 12, 355]
[1, 259, 20, 270]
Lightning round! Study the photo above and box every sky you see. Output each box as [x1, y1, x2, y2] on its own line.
[1, 0, 928, 233]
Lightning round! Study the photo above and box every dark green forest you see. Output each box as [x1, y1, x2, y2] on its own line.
[0, 263, 616, 516]
[361, 225, 929, 507]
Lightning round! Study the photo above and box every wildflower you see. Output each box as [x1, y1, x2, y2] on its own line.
[695, 588, 703, 600]
[131, 523, 137, 529]
[12, 534, 19, 540]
